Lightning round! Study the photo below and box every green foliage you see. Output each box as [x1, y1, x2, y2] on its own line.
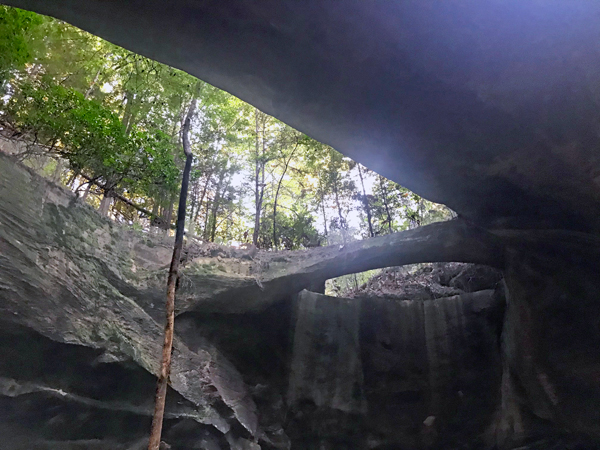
[0, 6, 43, 84]
[0, 5, 453, 245]
[258, 203, 321, 250]
[4, 79, 179, 199]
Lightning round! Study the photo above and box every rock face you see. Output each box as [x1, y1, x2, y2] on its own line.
[0, 153, 505, 448]
[2, 154, 600, 448]
[0, 153, 258, 448]
[285, 288, 503, 449]
[4, 0, 600, 233]
[498, 233, 600, 448]
[2, 1, 600, 448]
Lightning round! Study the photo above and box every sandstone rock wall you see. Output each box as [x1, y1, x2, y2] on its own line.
[284, 289, 503, 449]
[1, 153, 599, 449]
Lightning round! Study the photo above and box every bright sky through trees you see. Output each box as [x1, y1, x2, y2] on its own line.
[0, 5, 453, 250]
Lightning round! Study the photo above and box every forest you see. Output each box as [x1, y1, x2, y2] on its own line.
[2, 3, 600, 450]
[0, 6, 452, 251]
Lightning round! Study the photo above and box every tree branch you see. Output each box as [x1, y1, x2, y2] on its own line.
[77, 173, 175, 229]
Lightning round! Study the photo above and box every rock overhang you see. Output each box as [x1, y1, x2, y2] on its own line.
[3, 0, 600, 231]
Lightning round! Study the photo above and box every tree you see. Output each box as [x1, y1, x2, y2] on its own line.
[272, 129, 301, 249]
[0, 5, 452, 247]
[323, 150, 356, 244]
[148, 97, 196, 450]
[2, 79, 180, 216]
[252, 109, 269, 246]
[0, 6, 43, 85]
[374, 174, 395, 233]
[354, 162, 374, 238]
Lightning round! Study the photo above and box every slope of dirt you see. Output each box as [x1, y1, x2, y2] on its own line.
[346, 263, 503, 300]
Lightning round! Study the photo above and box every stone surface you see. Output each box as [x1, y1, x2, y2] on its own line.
[0, 152, 506, 448]
[2, 154, 600, 448]
[284, 288, 504, 449]
[288, 292, 366, 415]
[500, 232, 600, 443]
[4, 0, 600, 233]
[0, 153, 258, 447]
[1, 3, 600, 445]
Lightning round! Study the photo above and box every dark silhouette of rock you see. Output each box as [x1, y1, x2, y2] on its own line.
[4, 0, 600, 233]
[0, 1, 600, 448]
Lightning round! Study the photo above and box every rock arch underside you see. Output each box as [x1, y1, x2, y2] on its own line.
[1, 1, 600, 449]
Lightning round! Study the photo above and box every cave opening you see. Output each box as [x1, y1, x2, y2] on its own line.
[1, 0, 600, 448]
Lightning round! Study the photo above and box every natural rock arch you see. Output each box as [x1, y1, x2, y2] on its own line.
[1, 1, 600, 448]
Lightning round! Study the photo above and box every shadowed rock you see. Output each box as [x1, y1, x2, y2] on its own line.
[3, 0, 600, 232]
[0, 153, 258, 442]
[1, 2, 600, 446]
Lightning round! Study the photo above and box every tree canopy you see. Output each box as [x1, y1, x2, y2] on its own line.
[0, 6, 452, 249]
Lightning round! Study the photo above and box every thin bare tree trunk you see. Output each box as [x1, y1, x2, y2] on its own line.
[121, 91, 134, 135]
[273, 142, 298, 249]
[318, 178, 328, 238]
[357, 164, 374, 238]
[193, 176, 208, 232]
[379, 175, 393, 233]
[84, 66, 102, 100]
[202, 194, 212, 241]
[332, 175, 347, 243]
[252, 109, 264, 247]
[194, 168, 213, 237]
[147, 97, 196, 450]
[209, 170, 226, 242]
[321, 199, 328, 237]
[188, 178, 198, 224]
[81, 182, 92, 202]
[163, 199, 174, 237]
[67, 171, 79, 188]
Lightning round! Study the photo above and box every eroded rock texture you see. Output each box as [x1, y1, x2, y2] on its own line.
[497, 233, 600, 449]
[1, 1, 600, 446]
[2, 152, 600, 449]
[0, 154, 258, 448]
[284, 288, 503, 449]
[2, 154, 600, 450]
[0, 154, 500, 448]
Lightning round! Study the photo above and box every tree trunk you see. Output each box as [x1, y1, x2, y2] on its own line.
[321, 198, 328, 237]
[188, 178, 198, 225]
[81, 182, 92, 202]
[67, 170, 80, 188]
[318, 178, 328, 238]
[357, 164, 374, 238]
[209, 170, 226, 242]
[253, 180, 265, 247]
[84, 66, 102, 100]
[273, 144, 298, 249]
[202, 195, 212, 241]
[121, 91, 134, 135]
[252, 109, 265, 247]
[332, 175, 346, 243]
[98, 190, 112, 216]
[379, 175, 393, 233]
[147, 97, 197, 450]
[163, 199, 174, 237]
[194, 170, 213, 237]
